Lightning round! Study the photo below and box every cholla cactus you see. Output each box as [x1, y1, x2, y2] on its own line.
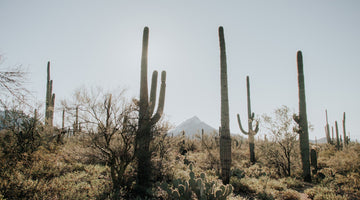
[237, 76, 259, 164]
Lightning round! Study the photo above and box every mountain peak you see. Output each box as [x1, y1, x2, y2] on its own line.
[186, 116, 201, 123]
[169, 116, 216, 137]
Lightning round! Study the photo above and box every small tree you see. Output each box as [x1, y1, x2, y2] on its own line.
[262, 106, 299, 177]
[0, 57, 29, 106]
[63, 87, 138, 196]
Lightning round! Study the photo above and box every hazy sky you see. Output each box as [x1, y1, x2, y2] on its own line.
[1, 0, 359, 140]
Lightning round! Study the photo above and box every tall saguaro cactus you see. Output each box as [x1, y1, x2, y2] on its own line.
[335, 121, 340, 149]
[237, 76, 259, 164]
[62, 109, 65, 131]
[135, 27, 167, 195]
[342, 112, 347, 147]
[45, 61, 55, 127]
[293, 51, 311, 182]
[218, 26, 231, 185]
[324, 110, 331, 144]
[73, 106, 80, 135]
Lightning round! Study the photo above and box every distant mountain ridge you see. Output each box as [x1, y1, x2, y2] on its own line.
[309, 137, 328, 144]
[169, 116, 217, 137]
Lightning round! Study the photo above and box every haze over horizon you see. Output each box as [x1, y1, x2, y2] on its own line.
[1, 1, 359, 140]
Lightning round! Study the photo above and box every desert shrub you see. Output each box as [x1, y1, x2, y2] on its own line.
[280, 189, 301, 200]
[266, 179, 286, 191]
[305, 186, 347, 200]
[279, 177, 304, 190]
[256, 191, 275, 200]
[260, 106, 301, 178]
[152, 129, 180, 182]
[231, 168, 245, 179]
[313, 143, 360, 199]
[231, 141, 248, 168]
[230, 177, 261, 194]
[231, 175, 302, 200]
[243, 163, 269, 178]
[326, 148, 360, 175]
[333, 173, 360, 199]
[0, 133, 113, 200]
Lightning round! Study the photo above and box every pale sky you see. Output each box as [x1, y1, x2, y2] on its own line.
[1, 0, 359, 140]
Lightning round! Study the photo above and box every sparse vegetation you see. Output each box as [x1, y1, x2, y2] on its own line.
[0, 27, 359, 200]
[1, 105, 360, 199]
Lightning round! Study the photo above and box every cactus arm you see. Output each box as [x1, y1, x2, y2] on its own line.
[50, 80, 53, 99]
[148, 71, 158, 115]
[45, 62, 51, 123]
[325, 109, 329, 124]
[150, 71, 166, 125]
[62, 109, 65, 130]
[249, 112, 259, 135]
[252, 120, 259, 134]
[250, 112, 255, 120]
[51, 93, 55, 106]
[46, 62, 51, 108]
[237, 114, 249, 135]
[246, 76, 251, 119]
[139, 27, 149, 118]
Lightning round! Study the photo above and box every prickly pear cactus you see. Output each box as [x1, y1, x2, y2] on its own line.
[160, 164, 233, 200]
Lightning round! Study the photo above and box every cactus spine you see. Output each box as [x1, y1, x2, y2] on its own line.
[325, 110, 332, 144]
[218, 26, 231, 184]
[293, 51, 311, 182]
[135, 27, 167, 195]
[45, 62, 55, 127]
[237, 76, 259, 164]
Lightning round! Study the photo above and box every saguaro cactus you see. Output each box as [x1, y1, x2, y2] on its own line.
[310, 148, 318, 174]
[335, 121, 340, 150]
[218, 26, 231, 184]
[45, 62, 55, 127]
[62, 109, 65, 131]
[73, 106, 80, 135]
[324, 110, 332, 144]
[342, 112, 348, 147]
[237, 76, 259, 164]
[135, 27, 167, 195]
[293, 51, 311, 182]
